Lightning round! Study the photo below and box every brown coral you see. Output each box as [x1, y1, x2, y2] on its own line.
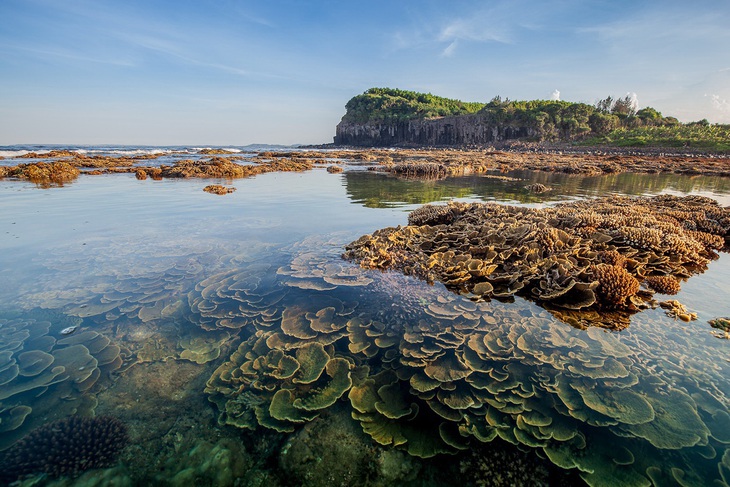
[203, 184, 236, 195]
[408, 202, 462, 227]
[644, 275, 681, 295]
[1, 162, 80, 187]
[590, 264, 640, 308]
[344, 194, 728, 322]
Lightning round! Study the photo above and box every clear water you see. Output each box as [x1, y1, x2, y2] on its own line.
[0, 159, 728, 486]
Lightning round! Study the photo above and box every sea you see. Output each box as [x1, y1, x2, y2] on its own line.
[0, 144, 728, 487]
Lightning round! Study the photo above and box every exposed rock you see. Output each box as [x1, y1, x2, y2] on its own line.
[203, 185, 236, 195]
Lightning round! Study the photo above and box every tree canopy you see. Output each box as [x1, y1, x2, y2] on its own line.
[341, 88, 485, 123]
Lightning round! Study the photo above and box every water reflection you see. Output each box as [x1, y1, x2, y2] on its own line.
[344, 170, 730, 208]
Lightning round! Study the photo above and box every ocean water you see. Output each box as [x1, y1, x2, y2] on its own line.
[0, 146, 728, 486]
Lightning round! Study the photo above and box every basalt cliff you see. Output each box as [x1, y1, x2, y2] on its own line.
[334, 115, 536, 147]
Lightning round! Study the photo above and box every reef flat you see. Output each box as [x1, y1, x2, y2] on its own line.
[2, 147, 730, 188]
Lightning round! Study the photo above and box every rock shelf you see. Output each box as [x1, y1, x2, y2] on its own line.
[2, 148, 730, 187]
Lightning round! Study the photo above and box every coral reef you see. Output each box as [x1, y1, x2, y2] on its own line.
[644, 275, 682, 295]
[205, 329, 354, 433]
[7, 181, 727, 487]
[278, 408, 376, 486]
[659, 300, 698, 322]
[198, 258, 730, 486]
[0, 311, 123, 450]
[277, 235, 374, 291]
[458, 442, 550, 487]
[159, 157, 251, 178]
[525, 183, 550, 193]
[164, 439, 252, 486]
[344, 194, 729, 327]
[203, 184, 236, 195]
[0, 162, 80, 186]
[709, 317, 730, 339]
[5, 147, 730, 190]
[148, 156, 314, 179]
[0, 416, 129, 481]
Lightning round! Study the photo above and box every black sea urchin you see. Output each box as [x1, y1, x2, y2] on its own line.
[1, 415, 129, 481]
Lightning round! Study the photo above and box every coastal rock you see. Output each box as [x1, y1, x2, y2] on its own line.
[334, 116, 537, 147]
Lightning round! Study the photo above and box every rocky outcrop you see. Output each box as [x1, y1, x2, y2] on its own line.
[334, 114, 537, 147]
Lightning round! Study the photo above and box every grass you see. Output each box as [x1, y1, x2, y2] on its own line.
[581, 124, 730, 152]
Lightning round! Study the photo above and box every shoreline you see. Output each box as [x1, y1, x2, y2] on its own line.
[304, 141, 730, 159]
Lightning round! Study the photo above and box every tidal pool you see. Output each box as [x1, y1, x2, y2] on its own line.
[0, 164, 728, 486]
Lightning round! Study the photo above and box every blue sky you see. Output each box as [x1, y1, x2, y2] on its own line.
[1, 0, 728, 145]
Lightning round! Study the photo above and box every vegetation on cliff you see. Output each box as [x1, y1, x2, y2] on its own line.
[339, 88, 729, 151]
[341, 88, 485, 123]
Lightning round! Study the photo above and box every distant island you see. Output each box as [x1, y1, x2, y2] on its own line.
[334, 88, 729, 152]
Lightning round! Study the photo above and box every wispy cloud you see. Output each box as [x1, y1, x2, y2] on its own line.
[437, 15, 512, 46]
[0, 43, 135, 67]
[441, 40, 458, 58]
[25, 2, 283, 81]
[579, 8, 730, 49]
[391, 1, 563, 57]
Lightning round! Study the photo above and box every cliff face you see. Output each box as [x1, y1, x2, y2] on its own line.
[334, 114, 537, 146]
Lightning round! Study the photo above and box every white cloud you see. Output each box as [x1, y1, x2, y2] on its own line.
[551, 89, 560, 101]
[705, 95, 730, 113]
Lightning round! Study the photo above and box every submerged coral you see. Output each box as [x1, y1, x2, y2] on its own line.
[459, 441, 550, 487]
[0, 311, 123, 451]
[525, 183, 550, 193]
[205, 330, 353, 432]
[709, 317, 730, 339]
[0, 416, 129, 481]
[200, 258, 730, 486]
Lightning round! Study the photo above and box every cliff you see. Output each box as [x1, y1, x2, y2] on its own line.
[332, 88, 673, 148]
[334, 114, 537, 147]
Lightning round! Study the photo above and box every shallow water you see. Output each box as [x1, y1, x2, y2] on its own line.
[0, 162, 728, 486]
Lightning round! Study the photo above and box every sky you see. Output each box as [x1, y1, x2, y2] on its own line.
[1, 0, 729, 145]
